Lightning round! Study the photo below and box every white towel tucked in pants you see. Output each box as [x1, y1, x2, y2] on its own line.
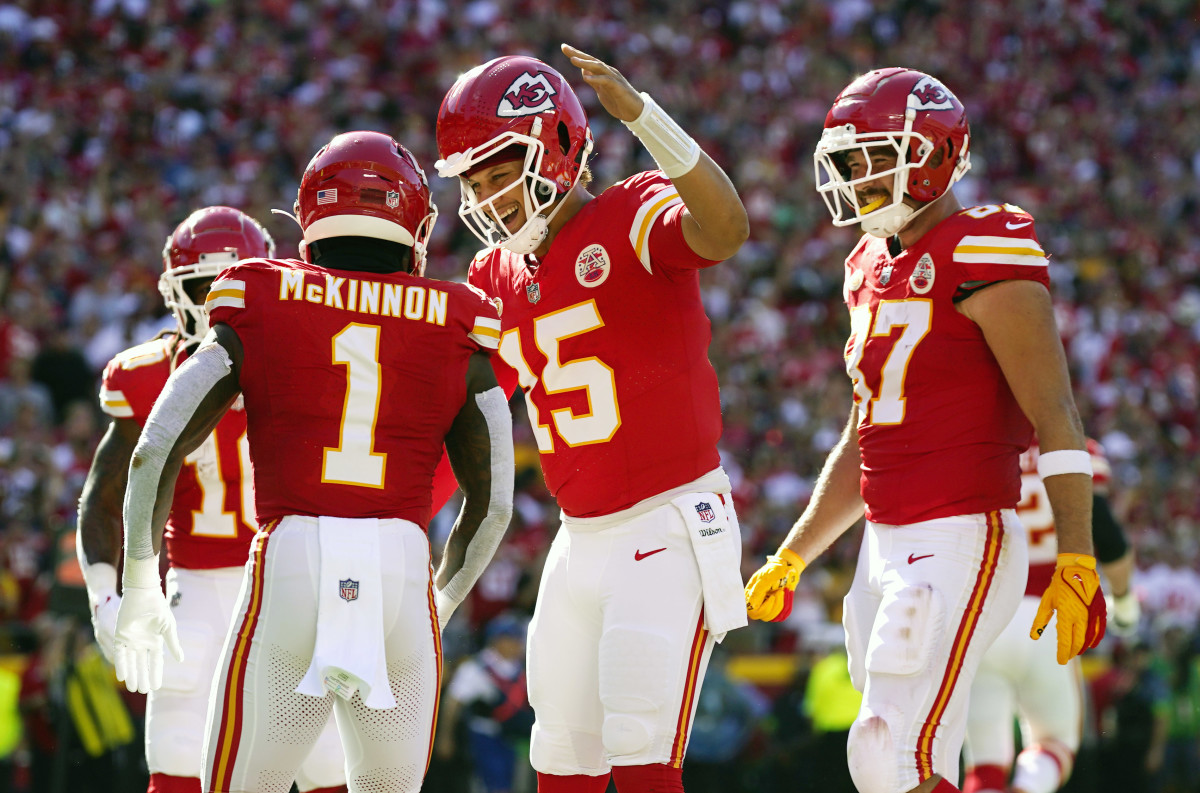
[297, 516, 395, 709]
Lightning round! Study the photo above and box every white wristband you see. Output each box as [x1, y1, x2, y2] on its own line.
[1037, 449, 1093, 479]
[623, 92, 701, 179]
[122, 555, 161, 591]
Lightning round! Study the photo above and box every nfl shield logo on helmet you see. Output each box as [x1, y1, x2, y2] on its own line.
[386, 190, 400, 208]
[339, 578, 359, 602]
[695, 502, 716, 523]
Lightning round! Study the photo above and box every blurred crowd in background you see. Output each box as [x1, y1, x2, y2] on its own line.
[0, 0, 1198, 791]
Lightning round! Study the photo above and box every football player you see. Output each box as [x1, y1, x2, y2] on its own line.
[963, 438, 1139, 793]
[434, 44, 750, 793]
[77, 206, 348, 793]
[110, 132, 514, 793]
[744, 68, 1106, 793]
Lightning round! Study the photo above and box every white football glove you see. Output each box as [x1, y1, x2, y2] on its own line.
[1108, 590, 1141, 639]
[114, 583, 184, 694]
[90, 591, 121, 664]
[78, 558, 121, 664]
[434, 587, 453, 633]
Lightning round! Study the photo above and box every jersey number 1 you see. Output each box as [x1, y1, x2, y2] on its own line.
[323, 323, 387, 488]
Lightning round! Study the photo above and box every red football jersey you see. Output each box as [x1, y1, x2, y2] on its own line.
[207, 258, 500, 528]
[469, 172, 723, 518]
[100, 337, 257, 570]
[1019, 438, 1111, 596]
[843, 203, 1052, 525]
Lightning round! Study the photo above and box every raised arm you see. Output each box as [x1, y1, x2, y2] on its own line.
[434, 351, 515, 629]
[114, 323, 243, 692]
[561, 43, 749, 261]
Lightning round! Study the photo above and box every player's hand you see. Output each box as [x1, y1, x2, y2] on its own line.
[560, 43, 644, 122]
[1031, 553, 1107, 664]
[434, 588, 453, 633]
[1108, 590, 1141, 639]
[113, 585, 184, 694]
[745, 548, 805, 622]
[89, 590, 121, 664]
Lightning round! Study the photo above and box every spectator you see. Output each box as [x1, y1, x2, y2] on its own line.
[438, 614, 535, 793]
[28, 330, 92, 427]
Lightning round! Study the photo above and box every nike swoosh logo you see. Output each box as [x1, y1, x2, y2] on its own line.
[1006, 221, 1032, 229]
[634, 547, 667, 561]
[907, 553, 934, 564]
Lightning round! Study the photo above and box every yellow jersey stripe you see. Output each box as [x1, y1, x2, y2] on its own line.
[628, 188, 682, 273]
[206, 295, 246, 311]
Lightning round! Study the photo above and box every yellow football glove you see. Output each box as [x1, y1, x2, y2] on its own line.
[745, 548, 806, 622]
[1030, 552, 1107, 664]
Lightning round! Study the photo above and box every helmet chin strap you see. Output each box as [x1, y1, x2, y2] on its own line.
[860, 195, 941, 239]
[500, 191, 572, 255]
[861, 204, 914, 238]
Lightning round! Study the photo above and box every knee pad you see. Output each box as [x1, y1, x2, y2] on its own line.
[598, 628, 670, 759]
[1013, 740, 1073, 793]
[602, 714, 654, 757]
[530, 723, 607, 776]
[146, 693, 208, 777]
[847, 712, 898, 793]
[865, 583, 944, 677]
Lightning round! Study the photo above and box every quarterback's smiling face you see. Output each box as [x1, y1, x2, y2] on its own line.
[466, 162, 527, 232]
[844, 147, 898, 214]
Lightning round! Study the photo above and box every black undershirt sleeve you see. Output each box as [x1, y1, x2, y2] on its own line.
[1092, 493, 1130, 564]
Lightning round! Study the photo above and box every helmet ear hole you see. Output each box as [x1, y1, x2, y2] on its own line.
[558, 122, 572, 156]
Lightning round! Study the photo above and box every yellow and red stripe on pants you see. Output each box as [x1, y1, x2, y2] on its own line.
[669, 609, 709, 769]
[913, 510, 1005, 781]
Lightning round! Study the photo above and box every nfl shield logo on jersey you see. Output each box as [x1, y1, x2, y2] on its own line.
[695, 502, 716, 523]
[339, 578, 359, 602]
[526, 282, 541, 304]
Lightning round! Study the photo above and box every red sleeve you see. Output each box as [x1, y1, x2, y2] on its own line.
[949, 207, 1051, 289]
[99, 341, 174, 424]
[649, 204, 722, 273]
[622, 172, 721, 275]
